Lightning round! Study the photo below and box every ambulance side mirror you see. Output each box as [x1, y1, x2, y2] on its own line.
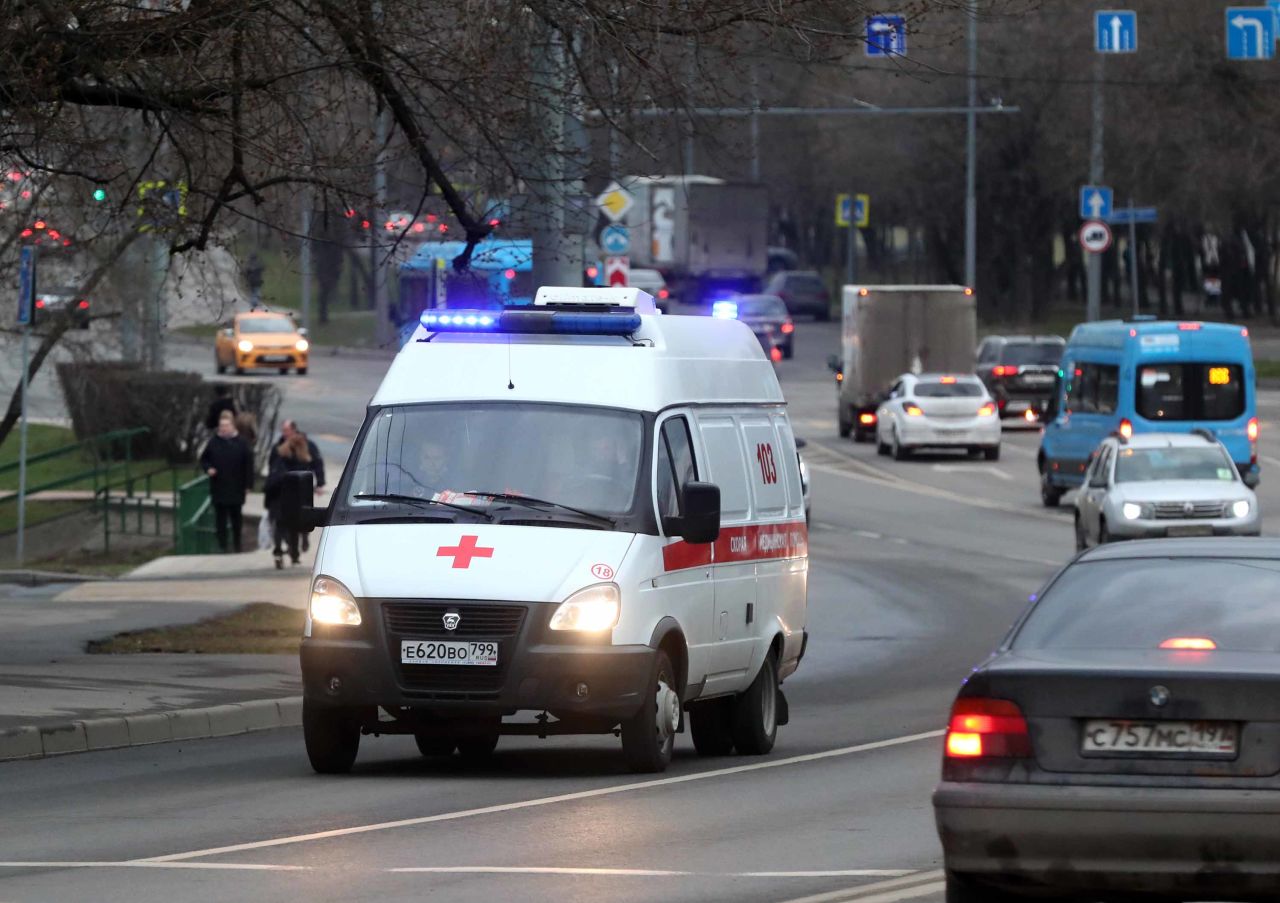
[665, 482, 720, 545]
[280, 471, 326, 534]
[826, 354, 840, 372]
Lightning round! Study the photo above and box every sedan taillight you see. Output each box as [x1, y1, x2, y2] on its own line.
[904, 403, 924, 417]
[945, 697, 1032, 759]
[977, 403, 996, 417]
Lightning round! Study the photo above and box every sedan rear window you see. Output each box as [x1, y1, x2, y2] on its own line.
[737, 297, 787, 318]
[1113, 447, 1237, 483]
[1000, 342, 1063, 366]
[914, 381, 984, 398]
[1014, 558, 1280, 652]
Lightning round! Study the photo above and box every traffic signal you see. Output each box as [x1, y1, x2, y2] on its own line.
[92, 188, 106, 202]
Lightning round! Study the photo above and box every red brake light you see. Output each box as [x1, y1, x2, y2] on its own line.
[77, 300, 89, 309]
[1178, 322, 1202, 331]
[977, 403, 996, 417]
[1248, 417, 1259, 442]
[992, 365, 1019, 377]
[1159, 637, 1216, 651]
[34, 299, 45, 309]
[658, 288, 669, 299]
[780, 321, 794, 334]
[1242, 327, 1250, 337]
[858, 412, 877, 425]
[1118, 418, 1133, 440]
[769, 347, 783, 363]
[504, 268, 516, 280]
[585, 265, 599, 279]
[945, 698, 1031, 758]
[940, 376, 958, 384]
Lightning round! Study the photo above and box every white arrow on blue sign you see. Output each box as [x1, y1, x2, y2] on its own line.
[1079, 185, 1114, 220]
[601, 224, 630, 255]
[865, 14, 907, 57]
[1095, 10, 1137, 53]
[1227, 7, 1275, 60]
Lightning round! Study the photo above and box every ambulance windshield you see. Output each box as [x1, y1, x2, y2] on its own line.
[340, 403, 644, 521]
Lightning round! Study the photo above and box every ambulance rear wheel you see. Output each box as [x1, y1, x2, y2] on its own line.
[688, 697, 735, 756]
[413, 733, 456, 757]
[731, 654, 778, 756]
[303, 700, 361, 774]
[621, 650, 679, 773]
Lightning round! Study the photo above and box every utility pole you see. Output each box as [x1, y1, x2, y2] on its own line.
[1127, 198, 1139, 318]
[15, 245, 35, 567]
[964, 4, 978, 289]
[372, 102, 390, 345]
[300, 197, 312, 333]
[1086, 53, 1105, 322]
[750, 66, 761, 183]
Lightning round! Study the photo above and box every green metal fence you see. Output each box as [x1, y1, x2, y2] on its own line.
[174, 475, 219, 555]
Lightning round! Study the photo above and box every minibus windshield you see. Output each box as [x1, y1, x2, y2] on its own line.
[340, 403, 644, 520]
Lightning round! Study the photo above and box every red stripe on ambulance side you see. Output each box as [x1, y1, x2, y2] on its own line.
[662, 520, 808, 572]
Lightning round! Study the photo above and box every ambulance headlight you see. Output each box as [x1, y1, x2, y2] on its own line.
[295, 338, 309, 352]
[549, 583, 620, 632]
[310, 576, 361, 627]
[237, 339, 254, 353]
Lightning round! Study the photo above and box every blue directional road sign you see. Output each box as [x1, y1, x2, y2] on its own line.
[1095, 10, 1137, 53]
[1079, 185, 1114, 220]
[866, 14, 907, 57]
[1106, 206, 1158, 225]
[600, 224, 630, 255]
[1270, 0, 1280, 32]
[1227, 7, 1275, 60]
[15, 246, 34, 325]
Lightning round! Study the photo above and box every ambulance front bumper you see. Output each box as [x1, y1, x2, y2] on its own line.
[301, 606, 655, 721]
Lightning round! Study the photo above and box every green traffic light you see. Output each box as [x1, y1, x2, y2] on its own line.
[92, 188, 106, 202]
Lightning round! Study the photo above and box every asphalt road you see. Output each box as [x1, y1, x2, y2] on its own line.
[0, 317, 1268, 902]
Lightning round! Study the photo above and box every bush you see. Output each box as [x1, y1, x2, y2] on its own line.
[57, 364, 283, 466]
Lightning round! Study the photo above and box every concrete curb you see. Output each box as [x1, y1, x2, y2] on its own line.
[0, 569, 112, 586]
[0, 697, 303, 763]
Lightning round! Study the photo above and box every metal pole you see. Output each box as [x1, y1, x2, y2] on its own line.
[1086, 53, 1105, 322]
[964, 4, 978, 289]
[16, 324, 29, 566]
[373, 104, 390, 345]
[300, 197, 312, 333]
[1128, 200, 1139, 318]
[846, 225, 855, 286]
[750, 66, 761, 183]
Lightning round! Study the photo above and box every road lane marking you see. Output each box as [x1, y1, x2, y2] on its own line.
[744, 870, 916, 878]
[929, 464, 1012, 481]
[842, 881, 944, 902]
[389, 867, 916, 878]
[1262, 455, 1280, 470]
[136, 730, 945, 863]
[779, 870, 944, 903]
[0, 862, 310, 871]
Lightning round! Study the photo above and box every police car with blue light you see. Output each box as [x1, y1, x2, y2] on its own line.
[280, 286, 809, 774]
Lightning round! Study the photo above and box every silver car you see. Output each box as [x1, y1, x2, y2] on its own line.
[1075, 431, 1260, 551]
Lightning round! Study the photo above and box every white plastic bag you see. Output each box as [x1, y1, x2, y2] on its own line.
[257, 515, 273, 551]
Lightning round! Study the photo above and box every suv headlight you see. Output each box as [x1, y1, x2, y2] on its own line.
[310, 576, 361, 626]
[1232, 499, 1251, 518]
[549, 583, 620, 632]
[1121, 502, 1143, 520]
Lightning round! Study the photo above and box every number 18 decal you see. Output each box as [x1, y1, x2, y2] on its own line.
[756, 442, 778, 484]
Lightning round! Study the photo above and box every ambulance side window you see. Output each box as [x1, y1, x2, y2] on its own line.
[656, 416, 697, 520]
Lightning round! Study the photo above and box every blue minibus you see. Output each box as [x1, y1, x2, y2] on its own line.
[1038, 319, 1258, 506]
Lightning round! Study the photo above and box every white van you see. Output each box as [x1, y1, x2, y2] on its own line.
[284, 286, 809, 774]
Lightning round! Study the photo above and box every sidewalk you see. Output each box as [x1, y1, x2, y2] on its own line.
[0, 543, 314, 760]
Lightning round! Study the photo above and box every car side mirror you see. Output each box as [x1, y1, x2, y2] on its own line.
[826, 354, 840, 373]
[221, 327, 233, 338]
[663, 482, 720, 545]
[794, 437, 808, 449]
[1244, 470, 1260, 490]
[280, 471, 326, 534]
[298, 327, 309, 338]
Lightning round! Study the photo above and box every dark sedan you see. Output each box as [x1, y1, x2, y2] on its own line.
[934, 538, 1280, 902]
[734, 293, 794, 359]
[764, 270, 830, 321]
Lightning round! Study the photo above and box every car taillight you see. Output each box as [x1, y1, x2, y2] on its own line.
[1248, 417, 1259, 442]
[977, 403, 996, 417]
[1159, 636, 1216, 651]
[77, 300, 89, 310]
[992, 365, 1018, 377]
[769, 347, 783, 363]
[658, 288, 669, 300]
[904, 403, 924, 417]
[946, 698, 1032, 759]
[1118, 418, 1133, 440]
[781, 321, 794, 334]
[858, 413, 877, 425]
[1024, 408, 1038, 422]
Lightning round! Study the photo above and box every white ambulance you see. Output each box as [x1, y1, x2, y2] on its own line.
[285, 286, 809, 774]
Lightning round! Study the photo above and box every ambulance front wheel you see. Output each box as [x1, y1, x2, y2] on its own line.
[303, 699, 361, 774]
[621, 650, 679, 774]
[731, 654, 778, 755]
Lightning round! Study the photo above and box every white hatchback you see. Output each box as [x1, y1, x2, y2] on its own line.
[876, 373, 1002, 461]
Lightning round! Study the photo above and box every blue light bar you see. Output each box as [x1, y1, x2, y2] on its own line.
[419, 308, 640, 336]
[712, 300, 738, 320]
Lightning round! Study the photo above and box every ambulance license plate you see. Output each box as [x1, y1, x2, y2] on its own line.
[401, 640, 498, 666]
[1081, 719, 1237, 756]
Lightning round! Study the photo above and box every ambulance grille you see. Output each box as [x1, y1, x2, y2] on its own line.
[382, 601, 526, 697]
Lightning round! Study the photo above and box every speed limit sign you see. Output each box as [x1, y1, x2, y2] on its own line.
[1079, 220, 1113, 254]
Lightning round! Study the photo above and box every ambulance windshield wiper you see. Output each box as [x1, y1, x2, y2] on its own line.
[461, 491, 616, 528]
[353, 493, 493, 522]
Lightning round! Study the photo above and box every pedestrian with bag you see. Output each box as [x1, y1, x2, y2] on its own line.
[199, 411, 254, 553]
[270, 419, 325, 552]
[265, 433, 318, 568]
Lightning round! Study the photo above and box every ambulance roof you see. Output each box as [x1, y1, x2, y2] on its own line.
[370, 313, 784, 412]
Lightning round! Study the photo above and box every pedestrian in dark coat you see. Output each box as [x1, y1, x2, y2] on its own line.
[265, 433, 321, 567]
[199, 411, 254, 553]
[270, 419, 325, 553]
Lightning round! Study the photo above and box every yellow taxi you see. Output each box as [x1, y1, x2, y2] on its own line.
[215, 310, 309, 375]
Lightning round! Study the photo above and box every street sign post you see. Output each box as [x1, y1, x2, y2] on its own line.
[1079, 220, 1113, 254]
[1079, 185, 1114, 220]
[835, 193, 871, 229]
[1226, 7, 1274, 60]
[835, 193, 851, 227]
[595, 181, 634, 223]
[600, 224, 630, 255]
[865, 14, 907, 57]
[1095, 10, 1137, 52]
[1106, 206, 1158, 224]
[604, 255, 629, 287]
[14, 245, 35, 566]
